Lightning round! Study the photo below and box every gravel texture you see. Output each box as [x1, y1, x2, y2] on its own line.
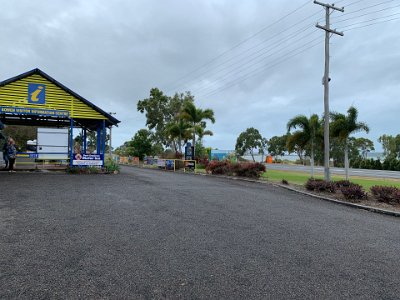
[1, 166, 400, 299]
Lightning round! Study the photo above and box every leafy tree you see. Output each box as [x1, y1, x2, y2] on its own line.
[2, 125, 37, 151]
[137, 89, 192, 148]
[259, 137, 268, 163]
[330, 106, 369, 180]
[74, 130, 108, 153]
[181, 101, 215, 156]
[129, 129, 153, 160]
[267, 135, 288, 160]
[378, 134, 400, 159]
[235, 127, 266, 162]
[354, 137, 374, 159]
[165, 118, 191, 153]
[287, 114, 322, 177]
[330, 137, 362, 168]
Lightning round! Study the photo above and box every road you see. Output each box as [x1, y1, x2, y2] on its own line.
[266, 163, 400, 179]
[1, 166, 400, 299]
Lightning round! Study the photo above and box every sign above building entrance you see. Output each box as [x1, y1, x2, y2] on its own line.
[0, 106, 69, 117]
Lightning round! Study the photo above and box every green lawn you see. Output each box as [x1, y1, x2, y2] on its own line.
[262, 169, 400, 191]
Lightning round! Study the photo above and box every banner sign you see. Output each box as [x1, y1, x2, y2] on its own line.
[157, 159, 166, 168]
[0, 106, 69, 117]
[73, 154, 103, 166]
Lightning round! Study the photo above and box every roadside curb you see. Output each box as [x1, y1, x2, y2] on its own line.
[121, 164, 400, 218]
[273, 183, 400, 218]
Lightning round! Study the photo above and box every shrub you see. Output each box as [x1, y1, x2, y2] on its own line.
[66, 166, 103, 174]
[104, 158, 120, 173]
[206, 160, 233, 175]
[233, 162, 266, 179]
[305, 178, 336, 193]
[370, 186, 400, 204]
[334, 180, 352, 188]
[340, 184, 367, 202]
[197, 157, 209, 169]
[281, 179, 288, 185]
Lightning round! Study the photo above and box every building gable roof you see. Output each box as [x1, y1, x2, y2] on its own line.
[0, 68, 120, 126]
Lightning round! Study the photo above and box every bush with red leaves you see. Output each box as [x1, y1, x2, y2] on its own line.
[370, 186, 400, 204]
[232, 162, 266, 179]
[340, 184, 367, 202]
[305, 178, 336, 193]
[206, 160, 233, 175]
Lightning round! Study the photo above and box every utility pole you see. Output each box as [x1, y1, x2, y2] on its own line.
[314, 1, 344, 181]
[109, 112, 116, 159]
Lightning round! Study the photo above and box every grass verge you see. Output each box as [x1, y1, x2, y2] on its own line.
[262, 169, 400, 191]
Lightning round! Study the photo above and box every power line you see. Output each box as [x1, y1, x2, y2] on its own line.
[164, 0, 313, 92]
[168, 11, 323, 94]
[343, 15, 400, 31]
[191, 30, 320, 96]
[332, 0, 396, 19]
[189, 26, 320, 94]
[196, 37, 323, 99]
[332, 4, 400, 24]
[339, 12, 400, 28]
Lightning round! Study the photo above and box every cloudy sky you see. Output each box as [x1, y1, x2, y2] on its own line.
[1, 0, 399, 151]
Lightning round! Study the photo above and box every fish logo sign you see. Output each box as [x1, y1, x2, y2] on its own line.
[28, 83, 46, 104]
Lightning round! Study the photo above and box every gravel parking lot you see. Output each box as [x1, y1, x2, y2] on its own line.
[1, 166, 400, 299]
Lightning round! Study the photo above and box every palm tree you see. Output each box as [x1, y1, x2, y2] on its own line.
[287, 114, 322, 178]
[330, 106, 369, 180]
[165, 118, 192, 153]
[181, 101, 215, 157]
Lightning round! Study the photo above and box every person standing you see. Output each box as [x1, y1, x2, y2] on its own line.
[7, 138, 17, 173]
[2, 140, 8, 169]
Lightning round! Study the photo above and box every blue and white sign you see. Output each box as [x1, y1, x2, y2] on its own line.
[73, 154, 103, 166]
[0, 106, 69, 117]
[28, 83, 46, 104]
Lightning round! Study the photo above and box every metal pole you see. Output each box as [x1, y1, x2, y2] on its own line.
[69, 118, 74, 167]
[314, 1, 344, 181]
[109, 126, 112, 158]
[323, 7, 330, 181]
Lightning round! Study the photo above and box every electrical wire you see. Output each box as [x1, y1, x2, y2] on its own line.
[332, 0, 396, 19]
[339, 12, 400, 28]
[164, 0, 313, 92]
[332, 4, 400, 24]
[167, 11, 323, 94]
[191, 30, 320, 96]
[196, 37, 323, 99]
[343, 15, 400, 31]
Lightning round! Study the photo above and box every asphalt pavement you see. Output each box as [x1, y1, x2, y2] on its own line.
[1, 166, 400, 299]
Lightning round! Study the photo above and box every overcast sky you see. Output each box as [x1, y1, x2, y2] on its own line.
[1, 0, 399, 151]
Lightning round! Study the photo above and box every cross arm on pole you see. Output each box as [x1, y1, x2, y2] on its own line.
[313, 1, 344, 12]
[316, 24, 344, 36]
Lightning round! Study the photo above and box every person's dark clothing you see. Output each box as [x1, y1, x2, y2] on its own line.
[8, 157, 15, 171]
[7, 143, 16, 171]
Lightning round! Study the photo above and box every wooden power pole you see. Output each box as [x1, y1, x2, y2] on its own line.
[314, 1, 344, 181]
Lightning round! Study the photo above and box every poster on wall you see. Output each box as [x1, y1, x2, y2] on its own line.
[73, 154, 103, 166]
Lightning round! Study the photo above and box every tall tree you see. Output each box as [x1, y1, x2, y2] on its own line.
[2, 125, 37, 151]
[378, 134, 400, 159]
[287, 114, 322, 177]
[165, 118, 191, 153]
[129, 129, 153, 160]
[137, 89, 192, 148]
[354, 137, 375, 159]
[235, 127, 266, 162]
[267, 135, 288, 160]
[330, 106, 369, 180]
[181, 101, 215, 156]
